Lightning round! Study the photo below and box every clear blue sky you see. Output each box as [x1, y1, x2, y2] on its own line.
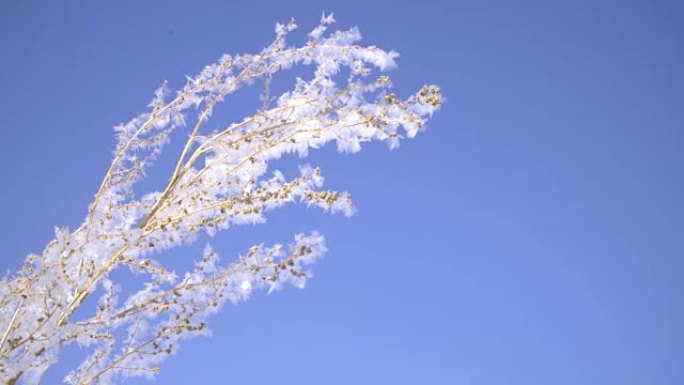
[1, 1, 682, 384]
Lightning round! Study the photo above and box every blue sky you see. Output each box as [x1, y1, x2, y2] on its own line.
[1, 1, 683, 384]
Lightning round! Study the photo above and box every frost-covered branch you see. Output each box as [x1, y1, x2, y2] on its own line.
[0, 13, 441, 385]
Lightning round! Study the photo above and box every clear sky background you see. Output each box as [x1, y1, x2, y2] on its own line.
[1, 1, 682, 384]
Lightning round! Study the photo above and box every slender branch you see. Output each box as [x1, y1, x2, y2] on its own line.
[0, 297, 25, 352]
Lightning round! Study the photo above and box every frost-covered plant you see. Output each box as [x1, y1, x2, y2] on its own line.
[0, 14, 441, 385]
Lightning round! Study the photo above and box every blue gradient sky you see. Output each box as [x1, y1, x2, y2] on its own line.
[1, 1, 683, 384]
